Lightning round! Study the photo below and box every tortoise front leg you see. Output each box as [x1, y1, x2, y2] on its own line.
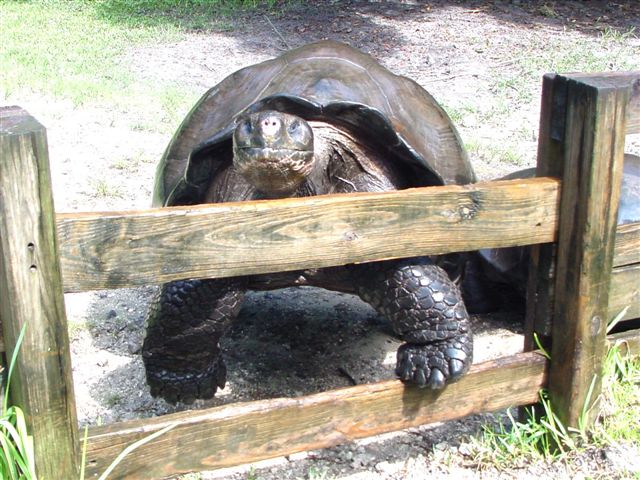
[142, 278, 246, 404]
[351, 259, 473, 388]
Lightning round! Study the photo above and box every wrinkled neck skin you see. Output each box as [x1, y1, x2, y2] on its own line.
[204, 121, 405, 204]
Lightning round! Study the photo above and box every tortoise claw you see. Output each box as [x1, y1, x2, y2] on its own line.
[396, 341, 471, 389]
[145, 356, 227, 405]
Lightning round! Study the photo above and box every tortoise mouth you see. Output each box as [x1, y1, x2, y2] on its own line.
[235, 146, 313, 156]
[233, 146, 315, 196]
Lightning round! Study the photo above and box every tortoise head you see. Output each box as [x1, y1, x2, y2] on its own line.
[233, 110, 315, 197]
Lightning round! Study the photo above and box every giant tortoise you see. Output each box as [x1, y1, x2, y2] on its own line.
[142, 40, 476, 404]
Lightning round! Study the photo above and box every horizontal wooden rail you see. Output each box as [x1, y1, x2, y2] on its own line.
[0, 194, 634, 353]
[610, 222, 640, 324]
[608, 329, 640, 357]
[83, 351, 548, 479]
[57, 177, 561, 293]
[614, 222, 640, 267]
[609, 263, 640, 322]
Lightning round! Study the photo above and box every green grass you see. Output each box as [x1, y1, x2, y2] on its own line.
[455, 25, 639, 175]
[592, 347, 640, 447]
[1, 1, 176, 103]
[470, 346, 640, 472]
[303, 466, 333, 479]
[92, 178, 124, 199]
[490, 27, 639, 101]
[93, 0, 282, 29]
[0, 1, 283, 132]
[1, 326, 36, 480]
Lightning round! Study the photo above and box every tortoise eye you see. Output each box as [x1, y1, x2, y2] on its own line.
[239, 119, 252, 135]
[288, 120, 300, 133]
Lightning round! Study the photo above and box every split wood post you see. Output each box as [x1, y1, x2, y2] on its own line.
[526, 74, 630, 428]
[0, 107, 80, 478]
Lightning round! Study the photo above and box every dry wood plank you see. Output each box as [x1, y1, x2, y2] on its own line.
[614, 222, 640, 267]
[0, 107, 79, 477]
[608, 263, 640, 322]
[607, 329, 640, 357]
[83, 351, 547, 479]
[547, 75, 630, 428]
[56, 177, 560, 293]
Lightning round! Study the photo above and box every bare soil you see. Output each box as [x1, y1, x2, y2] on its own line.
[6, 1, 640, 479]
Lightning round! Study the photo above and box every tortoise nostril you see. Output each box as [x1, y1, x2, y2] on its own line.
[261, 116, 281, 136]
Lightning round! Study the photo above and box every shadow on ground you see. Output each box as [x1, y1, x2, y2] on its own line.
[75, 281, 524, 425]
[91, 0, 640, 60]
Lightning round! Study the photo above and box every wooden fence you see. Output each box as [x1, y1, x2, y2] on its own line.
[0, 72, 638, 479]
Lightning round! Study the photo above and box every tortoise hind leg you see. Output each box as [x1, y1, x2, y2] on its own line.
[351, 258, 473, 388]
[142, 278, 246, 404]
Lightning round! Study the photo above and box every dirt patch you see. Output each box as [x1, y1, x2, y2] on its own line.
[7, 1, 640, 479]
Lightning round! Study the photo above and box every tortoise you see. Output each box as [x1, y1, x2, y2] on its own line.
[464, 153, 640, 310]
[142, 40, 476, 404]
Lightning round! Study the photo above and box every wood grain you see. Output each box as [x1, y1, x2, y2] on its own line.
[83, 351, 547, 479]
[547, 75, 629, 428]
[524, 73, 569, 348]
[627, 77, 640, 134]
[0, 107, 80, 477]
[608, 263, 640, 322]
[56, 177, 560, 293]
[613, 222, 640, 267]
[559, 71, 639, 134]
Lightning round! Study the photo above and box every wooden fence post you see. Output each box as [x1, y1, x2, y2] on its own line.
[0, 107, 79, 478]
[524, 74, 568, 351]
[529, 75, 630, 428]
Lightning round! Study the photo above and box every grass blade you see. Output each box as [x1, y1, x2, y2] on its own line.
[97, 423, 177, 480]
[3, 324, 27, 414]
[606, 306, 630, 334]
[80, 426, 88, 480]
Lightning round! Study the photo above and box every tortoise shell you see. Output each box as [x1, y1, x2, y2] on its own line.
[154, 40, 473, 206]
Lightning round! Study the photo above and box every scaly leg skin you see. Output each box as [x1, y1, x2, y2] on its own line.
[352, 258, 473, 389]
[142, 278, 245, 404]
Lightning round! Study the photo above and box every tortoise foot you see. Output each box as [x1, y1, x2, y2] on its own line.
[146, 356, 227, 405]
[395, 337, 472, 389]
[142, 278, 246, 405]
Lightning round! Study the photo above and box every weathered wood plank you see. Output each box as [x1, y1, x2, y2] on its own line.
[0, 107, 80, 477]
[563, 71, 639, 134]
[607, 329, 640, 357]
[608, 263, 640, 322]
[627, 77, 640, 134]
[547, 75, 629, 428]
[523, 73, 636, 349]
[56, 177, 560, 293]
[524, 73, 568, 349]
[614, 222, 640, 267]
[83, 351, 547, 479]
